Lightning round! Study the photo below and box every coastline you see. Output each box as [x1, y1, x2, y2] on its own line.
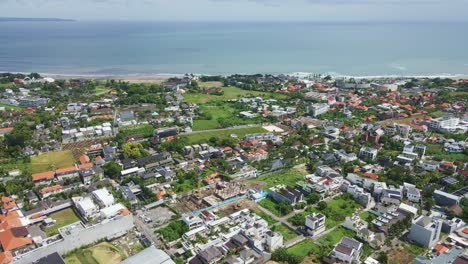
[41, 72, 468, 82]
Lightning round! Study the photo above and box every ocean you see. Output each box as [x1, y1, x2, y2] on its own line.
[1, 21, 468, 77]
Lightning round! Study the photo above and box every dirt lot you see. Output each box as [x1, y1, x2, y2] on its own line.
[214, 198, 257, 217]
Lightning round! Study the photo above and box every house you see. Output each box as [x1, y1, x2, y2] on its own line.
[92, 189, 115, 208]
[40, 185, 63, 198]
[433, 190, 462, 207]
[328, 237, 363, 264]
[192, 245, 227, 264]
[55, 166, 79, 180]
[408, 215, 442, 247]
[418, 160, 439, 171]
[309, 103, 329, 117]
[404, 183, 421, 203]
[305, 213, 326, 237]
[79, 166, 103, 185]
[119, 186, 138, 205]
[31, 171, 55, 186]
[74, 197, 99, 219]
[359, 147, 378, 160]
[267, 185, 304, 205]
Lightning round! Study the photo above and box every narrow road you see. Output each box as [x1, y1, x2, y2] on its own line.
[134, 214, 161, 246]
[181, 124, 264, 135]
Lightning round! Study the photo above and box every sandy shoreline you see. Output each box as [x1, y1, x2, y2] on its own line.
[25, 72, 468, 82]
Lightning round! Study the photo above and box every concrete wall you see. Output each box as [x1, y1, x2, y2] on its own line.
[12, 214, 134, 264]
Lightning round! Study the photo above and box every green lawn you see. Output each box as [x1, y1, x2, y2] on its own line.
[31, 150, 76, 173]
[287, 240, 321, 258]
[272, 224, 298, 242]
[182, 127, 267, 144]
[287, 206, 319, 226]
[253, 209, 278, 226]
[47, 208, 81, 236]
[321, 195, 362, 228]
[248, 168, 307, 191]
[192, 103, 267, 131]
[184, 86, 286, 104]
[0, 103, 23, 110]
[318, 227, 356, 247]
[359, 211, 377, 223]
[257, 197, 292, 217]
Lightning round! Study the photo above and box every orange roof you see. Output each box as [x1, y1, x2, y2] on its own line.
[29, 212, 44, 219]
[463, 227, 468, 234]
[55, 166, 77, 174]
[91, 115, 113, 120]
[0, 229, 32, 252]
[79, 155, 90, 164]
[118, 208, 130, 216]
[434, 244, 449, 256]
[40, 185, 62, 194]
[79, 163, 93, 169]
[0, 218, 23, 231]
[0, 128, 13, 132]
[95, 156, 103, 161]
[1, 197, 16, 211]
[0, 211, 20, 223]
[156, 190, 166, 201]
[31, 171, 55, 182]
[0, 251, 12, 264]
[362, 173, 379, 180]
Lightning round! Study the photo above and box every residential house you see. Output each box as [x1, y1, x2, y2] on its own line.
[305, 213, 326, 237]
[408, 215, 442, 247]
[267, 185, 304, 205]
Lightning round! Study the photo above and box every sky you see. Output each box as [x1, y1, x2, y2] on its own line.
[0, 0, 467, 21]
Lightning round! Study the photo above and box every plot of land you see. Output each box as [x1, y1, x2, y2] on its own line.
[318, 227, 356, 247]
[247, 168, 308, 191]
[31, 150, 76, 173]
[64, 242, 125, 264]
[272, 224, 298, 242]
[47, 208, 81, 236]
[252, 209, 277, 226]
[388, 242, 426, 264]
[287, 240, 320, 258]
[184, 86, 286, 104]
[182, 126, 267, 144]
[0, 103, 23, 110]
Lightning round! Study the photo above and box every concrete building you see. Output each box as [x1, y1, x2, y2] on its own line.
[75, 197, 99, 219]
[359, 147, 378, 160]
[265, 231, 283, 252]
[12, 214, 134, 264]
[329, 237, 363, 264]
[267, 185, 303, 205]
[309, 103, 330, 117]
[408, 216, 442, 247]
[92, 188, 115, 208]
[305, 213, 326, 237]
[429, 116, 461, 133]
[433, 190, 462, 207]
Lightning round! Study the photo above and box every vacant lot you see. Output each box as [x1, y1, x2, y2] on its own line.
[388, 242, 426, 264]
[287, 240, 321, 258]
[184, 86, 286, 104]
[247, 168, 308, 191]
[31, 150, 76, 173]
[318, 227, 356, 247]
[252, 209, 278, 226]
[47, 208, 81, 236]
[258, 197, 292, 217]
[272, 224, 298, 242]
[64, 242, 125, 264]
[182, 126, 267, 144]
[0, 103, 23, 110]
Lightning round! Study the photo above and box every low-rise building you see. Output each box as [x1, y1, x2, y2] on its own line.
[305, 213, 326, 237]
[408, 215, 442, 247]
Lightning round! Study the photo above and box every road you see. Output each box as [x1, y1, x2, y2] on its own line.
[181, 124, 265, 135]
[134, 213, 161, 246]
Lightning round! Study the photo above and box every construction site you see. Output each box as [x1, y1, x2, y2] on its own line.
[169, 181, 248, 215]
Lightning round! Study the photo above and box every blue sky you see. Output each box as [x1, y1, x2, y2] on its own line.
[0, 0, 467, 21]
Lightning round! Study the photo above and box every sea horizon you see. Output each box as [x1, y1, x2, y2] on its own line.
[1, 20, 468, 77]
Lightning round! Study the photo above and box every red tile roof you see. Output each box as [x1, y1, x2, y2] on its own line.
[31, 171, 55, 182]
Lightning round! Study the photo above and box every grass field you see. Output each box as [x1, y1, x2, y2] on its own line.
[318, 227, 356, 247]
[31, 150, 76, 173]
[253, 209, 278, 226]
[182, 126, 267, 144]
[248, 168, 308, 191]
[64, 242, 125, 264]
[258, 197, 292, 217]
[287, 240, 320, 258]
[0, 103, 23, 110]
[321, 195, 361, 228]
[359, 211, 377, 223]
[47, 208, 81, 236]
[184, 86, 286, 104]
[272, 224, 298, 242]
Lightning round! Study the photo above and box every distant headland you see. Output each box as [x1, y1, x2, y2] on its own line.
[0, 17, 75, 22]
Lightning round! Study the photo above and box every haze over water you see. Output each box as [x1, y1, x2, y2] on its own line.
[1, 21, 468, 76]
